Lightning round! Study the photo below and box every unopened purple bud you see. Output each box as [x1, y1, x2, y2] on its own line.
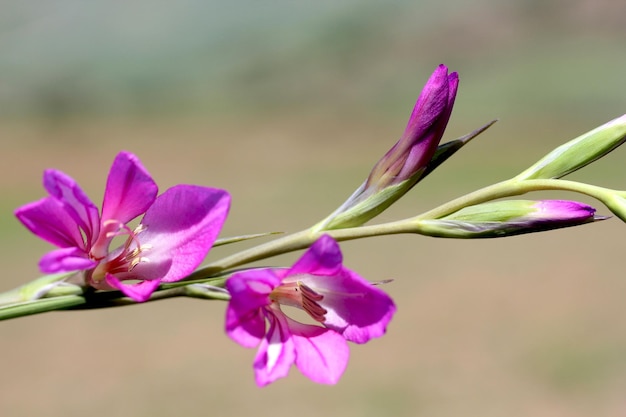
[413, 200, 603, 238]
[317, 65, 459, 231]
[366, 64, 458, 191]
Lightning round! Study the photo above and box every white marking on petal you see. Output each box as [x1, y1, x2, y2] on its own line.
[265, 319, 284, 372]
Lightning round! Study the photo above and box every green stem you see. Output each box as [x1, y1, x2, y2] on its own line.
[0, 177, 611, 322]
[192, 178, 611, 277]
[0, 295, 87, 320]
[187, 225, 417, 279]
[414, 178, 610, 220]
[0, 277, 231, 321]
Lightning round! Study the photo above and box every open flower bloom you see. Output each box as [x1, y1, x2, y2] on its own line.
[225, 234, 396, 386]
[15, 151, 230, 302]
[318, 64, 459, 230]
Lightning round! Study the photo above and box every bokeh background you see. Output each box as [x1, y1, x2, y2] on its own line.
[2, 1, 626, 416]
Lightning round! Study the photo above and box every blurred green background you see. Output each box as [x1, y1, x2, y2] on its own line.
[2, 1, 626, 416]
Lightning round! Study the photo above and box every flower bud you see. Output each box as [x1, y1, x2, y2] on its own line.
[414, 200, 602, 238]
[364, 65, 459, 192]
[516, 114, 626, 180]
[317, 65, 459, 231]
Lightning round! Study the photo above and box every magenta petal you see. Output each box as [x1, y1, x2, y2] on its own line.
[283, 234, 343, 278]
[446, 72, 459, 109]
[105, 274, 162, 302]
[42, 169, 100, 244]
[289, 318, 349, 385]
[304, 269, 396, 344]
[253, 310, 295, 387]
[226, 305, 266, 348]
[404, 64, 452, 138]
[39, 247, 96, 273]
[100, 152, 158, 225]
[226, 269, 281, 348]
[15, 197, 86, 249]
[127, 185, 230, 283]
[226, 269, 280, 312]
[535, 200, 596, 221]
[398, 65, 458, 180]
[283, 234, 396, 344]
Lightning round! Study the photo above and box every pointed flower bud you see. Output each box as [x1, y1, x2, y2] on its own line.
[317, 65, 459, 231]
[365, 64, 459, 192]
[413, 200, 601, 238]
[515, 114, 626, 180]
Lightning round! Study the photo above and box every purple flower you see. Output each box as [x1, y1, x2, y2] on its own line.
[225, 234, 396, 386]
[15, 151, 230, 302]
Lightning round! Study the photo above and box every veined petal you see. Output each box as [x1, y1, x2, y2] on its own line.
[283, 234, 343, 278]
[289, 317, 349, 385]
[399, 68, 458, 180]
[123, 185, 231, 284]
[39, 247, 96, 273]
[301, 269, 397, 344]
[446, 72, 459, 108]
[404, 64, 453, 142]
[42, 169, 100, 246]
[15, 197, 86, 249]
[282, 234, 396, 344]
[253, 309, 295, 387]
[105, 274, 162, 303]
[100, 152, 158, 225]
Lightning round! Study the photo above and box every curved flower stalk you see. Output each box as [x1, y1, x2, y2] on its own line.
[15, 151, 231, 302]
[225, 235, 396, 386]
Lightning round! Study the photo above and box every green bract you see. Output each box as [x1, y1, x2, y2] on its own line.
[515, 114, 626, 180]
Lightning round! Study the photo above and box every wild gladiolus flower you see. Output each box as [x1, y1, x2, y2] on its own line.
[318, 64, 459, 230]
[225, 234, 396, 386]
[15, 151, 230, 302]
